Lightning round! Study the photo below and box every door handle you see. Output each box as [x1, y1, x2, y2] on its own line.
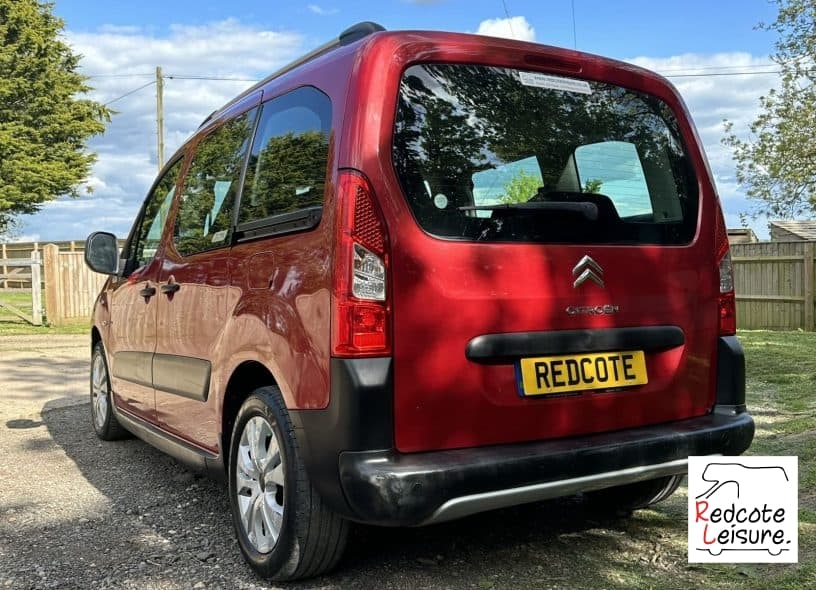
[139, 284, 157, 298]
[161, 282, 180, 294]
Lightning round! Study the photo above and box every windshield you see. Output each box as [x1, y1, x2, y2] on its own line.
[392, 64, 698, 244]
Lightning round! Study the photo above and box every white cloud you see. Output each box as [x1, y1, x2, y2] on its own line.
[17, 20, 305, 241]
[307, 4, 339, 16]
[475, 16, 536, 42]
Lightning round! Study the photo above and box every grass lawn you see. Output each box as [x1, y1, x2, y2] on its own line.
[0, 289, 89, 335]
[694, 330, 816, 588]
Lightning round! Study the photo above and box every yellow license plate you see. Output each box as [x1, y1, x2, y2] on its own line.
[518, 350, 648, 396]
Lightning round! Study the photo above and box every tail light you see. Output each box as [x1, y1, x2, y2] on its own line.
[332, 170, 391, 356]
[715, 205, 736, 335]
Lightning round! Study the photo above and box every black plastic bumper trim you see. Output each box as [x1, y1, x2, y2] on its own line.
[466, 326, 685, 364]
[716, 336, 745, 408]
[338, 409, 754, 526]
[290, 357, 393, 518]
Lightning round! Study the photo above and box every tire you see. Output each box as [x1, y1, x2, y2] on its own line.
[228, 386, 349, 581]
[586, 475, 683, 516]
[90, 341, 130, 441]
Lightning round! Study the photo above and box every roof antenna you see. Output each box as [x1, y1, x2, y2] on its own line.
[501, 0, 516, 38]
[571, 0, 577, 49]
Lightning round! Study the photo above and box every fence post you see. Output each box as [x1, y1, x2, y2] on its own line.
[805, 242, 815, 331]
[30, 251, 43, 326]
[1, 243, 6, 290]
[43, 243, 62, 326]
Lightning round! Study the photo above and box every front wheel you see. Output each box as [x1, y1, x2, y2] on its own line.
[90, 342, 129, 441]
[228, 386, 348, 581]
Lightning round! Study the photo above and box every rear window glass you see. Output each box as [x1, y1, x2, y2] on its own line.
[392, 64, 698, 244]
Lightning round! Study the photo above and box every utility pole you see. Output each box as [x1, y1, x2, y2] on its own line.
[156, 66, 165, 171]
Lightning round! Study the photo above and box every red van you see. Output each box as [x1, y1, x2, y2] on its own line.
[84, 22, 754, 581]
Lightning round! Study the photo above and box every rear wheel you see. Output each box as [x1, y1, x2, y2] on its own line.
[90, 342, 129, 441]
[228, 386, 348, 581]
[586, 475, 683, 516]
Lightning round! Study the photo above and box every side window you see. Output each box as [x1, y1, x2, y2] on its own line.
[574, 141, 652, 218]
[239, 87, 331, 225]
[130, 159, 182, 272]
[173, 109, 257, 257]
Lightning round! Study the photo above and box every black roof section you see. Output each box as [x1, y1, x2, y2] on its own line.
[199, 21, 386, 128]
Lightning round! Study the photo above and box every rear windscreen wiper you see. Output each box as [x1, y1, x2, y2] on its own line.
[458, 201, 599, 221]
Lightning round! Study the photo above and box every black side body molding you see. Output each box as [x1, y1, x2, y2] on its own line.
[466, 325, 685, 364]
[152, 354, 211, 402]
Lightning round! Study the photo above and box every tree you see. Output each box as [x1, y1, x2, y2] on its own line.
[584, 178, 603, 194]
[500, 169, 540, 204]
[0, 0, 111, 238]
[723, 0, 816, 219]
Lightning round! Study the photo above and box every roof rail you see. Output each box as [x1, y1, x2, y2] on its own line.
[199, 21, 386, 128]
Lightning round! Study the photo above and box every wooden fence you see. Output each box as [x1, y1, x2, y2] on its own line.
[1, 241, 86, 289]
[3, 238, 816, 329]
[732, 241, 815, 331]
[0, 253, 42, 325]
[42, 244, 107, 326]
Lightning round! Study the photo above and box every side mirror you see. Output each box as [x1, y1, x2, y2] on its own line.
[84, 231, 120, 275]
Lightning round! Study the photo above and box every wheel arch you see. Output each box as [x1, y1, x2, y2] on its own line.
[221, 360, 280, 473]
[91, 326, 102, 352]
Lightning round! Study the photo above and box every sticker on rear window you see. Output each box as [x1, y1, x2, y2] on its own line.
[518, 71, 592, 94]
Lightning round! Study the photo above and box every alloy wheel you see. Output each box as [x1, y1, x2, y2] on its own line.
[91, 353, 109, 430]
[235, 415, 285, 553]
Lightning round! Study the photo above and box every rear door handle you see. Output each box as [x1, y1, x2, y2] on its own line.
[139, 284, 157, 298]
[161, 282, 180, 294]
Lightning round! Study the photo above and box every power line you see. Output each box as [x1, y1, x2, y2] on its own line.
[86, 63, 784, 84]
[84, 72, 258, 82]
[85, 73, 154, 79]
[663, 70, 783, 78]
[103, 80, 156, 107]
[97, 66, 785, 111]
[166, 75, 260, 82]
[501, 0, 515, 38]
[98, 75, 259, 109]
[655, 63, 777, 72]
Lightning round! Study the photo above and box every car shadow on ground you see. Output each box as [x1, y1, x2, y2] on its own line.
[33, 398, 685, 590]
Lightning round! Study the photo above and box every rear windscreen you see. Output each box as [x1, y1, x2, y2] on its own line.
[392, 64, 699, 244]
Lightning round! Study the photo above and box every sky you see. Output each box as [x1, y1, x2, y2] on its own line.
[12, 0, 783, 242]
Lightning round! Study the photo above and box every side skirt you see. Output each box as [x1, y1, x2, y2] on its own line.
[112, 400, 224, 481]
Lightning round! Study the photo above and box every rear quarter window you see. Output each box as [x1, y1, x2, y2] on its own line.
[392, 64, 698, 245]
[238, 86, 332, 230]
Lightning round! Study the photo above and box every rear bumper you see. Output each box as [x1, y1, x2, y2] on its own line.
[290, 335, 753, 526]
[338, 409, 754, 525]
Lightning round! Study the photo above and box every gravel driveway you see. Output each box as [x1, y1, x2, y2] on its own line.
[0, 335, 695, 590]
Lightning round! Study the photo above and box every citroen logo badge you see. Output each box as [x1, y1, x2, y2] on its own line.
[572, 255, 604, 288]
